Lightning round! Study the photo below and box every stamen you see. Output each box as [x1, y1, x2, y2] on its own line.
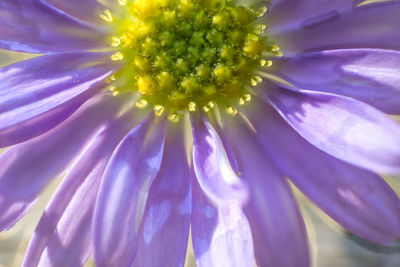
[100, 9, 113, 22]
[188, 102, 197, 112]
[136, 99, 148, 108]
[168, 113, 180, 123]
[226, 106, 238, 116]
[101, 0, 281, 118]
[154, 105, 165, 116]
[111, 52, 124, 61]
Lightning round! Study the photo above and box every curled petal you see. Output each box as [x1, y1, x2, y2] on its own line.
[243, 99, 400, 244]
[0, 52, 115, 147]
[191, 169, 255, 267]
[23, 113, 137, 267]
[267, 0, 349, 32]
[267, 1, 400, 55]
[0, 0, 108, 53]
[272, 49, 400, 114]
[132, 122, 191, 267]
[221, 115, 310, 267]
[93, 115, 166, 267]
[42, 0, 109, 25]
[191, 115, 249, 205]
[0, 95, 126, 231]
[267, 87, 400, 174]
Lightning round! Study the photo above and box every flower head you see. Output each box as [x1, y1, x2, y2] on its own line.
[1, 0, 400, 266]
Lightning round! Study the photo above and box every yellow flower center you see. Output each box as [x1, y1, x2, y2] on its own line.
[101, 0, 280, 121]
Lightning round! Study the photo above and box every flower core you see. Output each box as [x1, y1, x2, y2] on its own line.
[103, 0, 279, 120]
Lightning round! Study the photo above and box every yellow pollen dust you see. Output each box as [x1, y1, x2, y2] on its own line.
[101, 0, 280, 120]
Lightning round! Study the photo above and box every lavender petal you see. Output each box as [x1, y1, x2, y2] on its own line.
[221, 115, 310, 267]
[0, 95, 127, 231]
[132, 122, 191, 267]
[191, 114, 249, 205]
[0, 52, 115, 147]
[22, 111, 137, 267]
[267, 1, 400, 55]
[0, 0, 108, 53]
[41, 0, 109, 25]
[243, 99, 400, 244]
[93, 115, 166, 267]
[191, 168, 255, 267]
[272, 49, 400, 114]
[267, 87, 400, 174]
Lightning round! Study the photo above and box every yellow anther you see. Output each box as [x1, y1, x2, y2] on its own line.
[188, 101, 197, 112]
[111, 36, 121, 47]
[203, 106, 210, 112]
[100, 9, 113, 22]
[254, 75, 262, 83]
[106, 74, 116, 84]
[271, 44, 280, 52]
[119, 0, 127, 5]
[275, 51, 283, 57]
[243, 39, 263, 58]
[256, 6, 268, 17]
[108, 86, 117, 92]
[254, 24, 266, 35]
[239, 97, 245, 105]
[168, 113, 179, 123]
[112, 91, 120, 96]
[207, 101, 215, 109]
[111, 52, 124, 61]
[251, 78, 257, 86]
[226, 106, 237, 116]
[134, 0, 161, 18]
[260, 58, 273, 67]
[243, 94, 252, 102]
[137, 75, 156, 96]
[153, 105, 165, 116]
[135, 99, 148, 108]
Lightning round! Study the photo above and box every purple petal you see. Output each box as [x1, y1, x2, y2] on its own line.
[0, 95, 126, 231]
[93, 115, 166, 267]
[191, 114, 249, 205]
[267, 1, 400, 55]
[42, 0, 108, 25]
[221, 115, 310, 267]
[266, 0, 349, 32]
[22, 113, 138, 267]
[0, 0, 107, 53]
[267, 87, 400, 174]
[272, 49, 400, 114]
[243, 99, 400, 244]
[191, 168, 255, 267]
[0, 52, 115, 147]
[132, 122, 191, 267]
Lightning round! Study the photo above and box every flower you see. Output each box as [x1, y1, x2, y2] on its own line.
[1, 0, 400, 266]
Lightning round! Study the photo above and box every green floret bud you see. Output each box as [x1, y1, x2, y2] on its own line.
[107, 0, 278, 114]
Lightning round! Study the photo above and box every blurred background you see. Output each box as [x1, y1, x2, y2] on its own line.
[1, 49, 399, 267]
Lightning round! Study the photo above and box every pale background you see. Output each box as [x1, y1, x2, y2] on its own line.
[0, 48, 399, 267]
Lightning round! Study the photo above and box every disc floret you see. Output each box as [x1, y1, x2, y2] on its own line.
[102, 0, 280, 120]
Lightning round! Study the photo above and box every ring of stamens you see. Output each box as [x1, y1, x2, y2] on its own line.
[102, 0, 281, 121]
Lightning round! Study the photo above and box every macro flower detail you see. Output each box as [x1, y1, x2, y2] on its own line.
[0, 0, 400, 267]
